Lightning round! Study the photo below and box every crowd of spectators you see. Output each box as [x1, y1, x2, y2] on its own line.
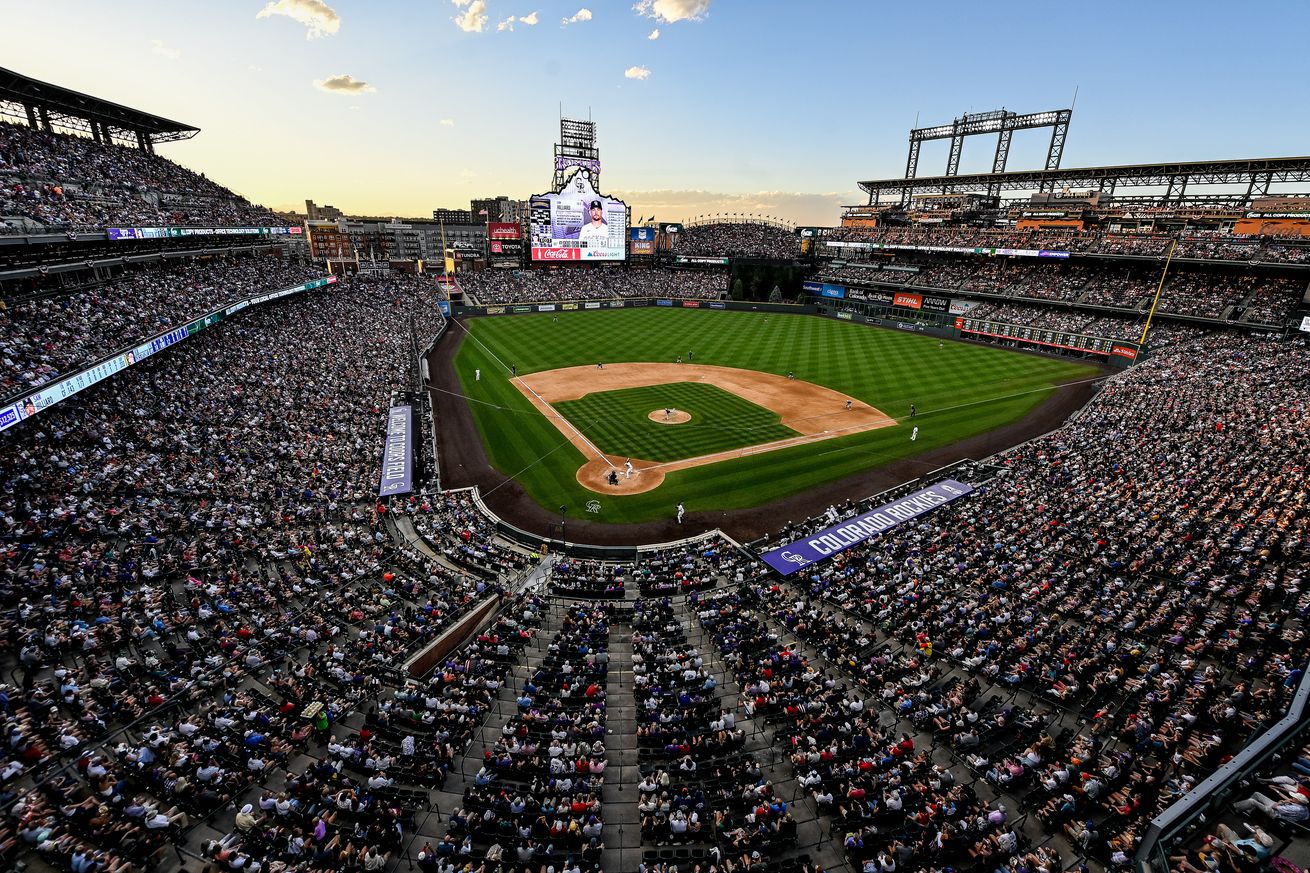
[963, 302, 1140, 341]
[633, 597, 771, 856]
[0, 271, 523, 873]
[674, 223, 800, 259]
[755, 328, 1310, 866]
[0, 256, 323, 399]
[456, 269, 725, 305]
[443, 604, 609, 871]
[819, 226, 1310, 263]
[0, 122, 280, 233]
[817, 254, 1305, 325]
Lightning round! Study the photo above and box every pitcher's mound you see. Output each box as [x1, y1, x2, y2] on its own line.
[648, 409, 691, 425]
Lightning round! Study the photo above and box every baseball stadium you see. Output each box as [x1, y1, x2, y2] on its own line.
[2, 5, 1310, 873]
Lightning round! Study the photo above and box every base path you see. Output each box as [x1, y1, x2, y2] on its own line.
[512, 363, 897, 495]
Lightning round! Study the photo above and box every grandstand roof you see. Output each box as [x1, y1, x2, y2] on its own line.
[860, 155, 1310, 204]
[0, 66, 199, 143]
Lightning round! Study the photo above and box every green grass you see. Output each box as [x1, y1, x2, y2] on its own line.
[451, 309, 1100, 523]
[553, 382, 798, 463]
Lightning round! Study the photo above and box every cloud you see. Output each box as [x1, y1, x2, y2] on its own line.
[624, 66, 651, 80]
[648, 28, 660, 39]
[314, 74, 375, 94]
[150, 39, 181, 60]
[521, 11, 539, 25]
[256, 0, 341, 39]
[633, 0, 710, 23]
[562, 8, 592, 25]
[607, 187, 862, 227]
[440, 119, 456, 127]
[497, 15, 516, 30]
[453, 0, 489, 32]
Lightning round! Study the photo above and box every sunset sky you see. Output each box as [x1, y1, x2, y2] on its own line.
[5, 0, 1308, 225]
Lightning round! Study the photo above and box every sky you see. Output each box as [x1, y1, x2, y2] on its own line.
[4, 0, 1309, 226]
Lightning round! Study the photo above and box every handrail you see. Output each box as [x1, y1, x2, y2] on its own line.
[1134, 661, 1310, 873]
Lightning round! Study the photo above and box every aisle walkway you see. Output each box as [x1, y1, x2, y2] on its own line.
[601, 616, 643, 871]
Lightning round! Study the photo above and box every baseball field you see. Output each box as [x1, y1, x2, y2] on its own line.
[444, 307, 1100, 525]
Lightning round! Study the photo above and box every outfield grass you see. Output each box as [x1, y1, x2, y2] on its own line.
[553, 382, 798, 463]
[451, 308, 1100, 523]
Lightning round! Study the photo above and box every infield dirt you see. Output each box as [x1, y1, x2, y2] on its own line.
[510, 363, 896, 495]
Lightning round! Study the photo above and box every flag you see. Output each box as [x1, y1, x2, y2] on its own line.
[477, 209, 488, 215]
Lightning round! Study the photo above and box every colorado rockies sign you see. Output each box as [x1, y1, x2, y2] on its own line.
[761, 479, 975, 575]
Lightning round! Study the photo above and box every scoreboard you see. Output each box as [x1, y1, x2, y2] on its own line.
[957, 317, 1138, 359]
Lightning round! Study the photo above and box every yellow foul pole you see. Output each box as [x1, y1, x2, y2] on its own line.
[1138, 238, 1178, 348]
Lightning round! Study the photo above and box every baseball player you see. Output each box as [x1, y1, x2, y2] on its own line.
[625, 458, 634, 478]
[676, 503, 685, 524]
[911, 426, 919, 442]
[910, 403, 916, 419]
[844, 400, 852, 410]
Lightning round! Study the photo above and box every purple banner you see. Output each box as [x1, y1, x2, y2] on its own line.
[761, 479, 975, 575]
[378, 405, 414, 497]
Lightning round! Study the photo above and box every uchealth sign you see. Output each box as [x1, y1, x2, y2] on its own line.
[761, 479, 975, 575]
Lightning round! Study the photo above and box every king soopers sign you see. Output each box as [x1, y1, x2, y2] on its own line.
[761, 479, 975, 575]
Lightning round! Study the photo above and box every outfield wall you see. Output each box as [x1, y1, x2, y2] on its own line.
[453, 298, 817, 318]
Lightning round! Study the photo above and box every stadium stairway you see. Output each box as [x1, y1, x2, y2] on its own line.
[601, 622, 642, 871]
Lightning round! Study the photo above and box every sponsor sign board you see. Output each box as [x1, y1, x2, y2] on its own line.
[377, 405, 413, 497]
[761, 479, 974, 574]
[893, 292, 923, 309]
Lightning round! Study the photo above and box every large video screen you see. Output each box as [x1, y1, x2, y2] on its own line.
[530, 169, 627, 262]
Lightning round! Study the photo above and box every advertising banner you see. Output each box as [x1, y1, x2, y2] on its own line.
[949, 299, 981, 315]
[108, 226, 300, 241]
[681, 300, 701, 308]
[1110, 345, 1139, 359]
[630, 227, 656, 255]
[675, 256, 730, 265]
[584, 302, 602, 309]
[893, 292, 923, 309]
[919, 294, 951, 313]
[820, 284, 846, 299]
[529, 167, 627, 262]
[561, 303, 579, 310]
[538, 304, 557, 312]
[1, 276, 336, 434]
[761, 479, 975, 574]
[488, 222, 522, 240]
[802, 281, 824, 295]
[709, 302, 727, 309]
[656, 299, 675, 307]
[377, 405, 413, 498]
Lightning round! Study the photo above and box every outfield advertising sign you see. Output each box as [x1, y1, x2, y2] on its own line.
[761, 479, 975, 575]
[820, 284, 845, 299]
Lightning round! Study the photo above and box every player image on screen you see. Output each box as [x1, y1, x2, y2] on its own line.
[530, 168, 628, 261]
[578, 201, 609, 248]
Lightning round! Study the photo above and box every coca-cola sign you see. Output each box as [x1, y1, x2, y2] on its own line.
[532, 247, 581, 261]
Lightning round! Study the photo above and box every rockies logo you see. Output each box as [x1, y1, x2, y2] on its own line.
[780, 551, 809, 566]
[585, 500, 601, 514]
